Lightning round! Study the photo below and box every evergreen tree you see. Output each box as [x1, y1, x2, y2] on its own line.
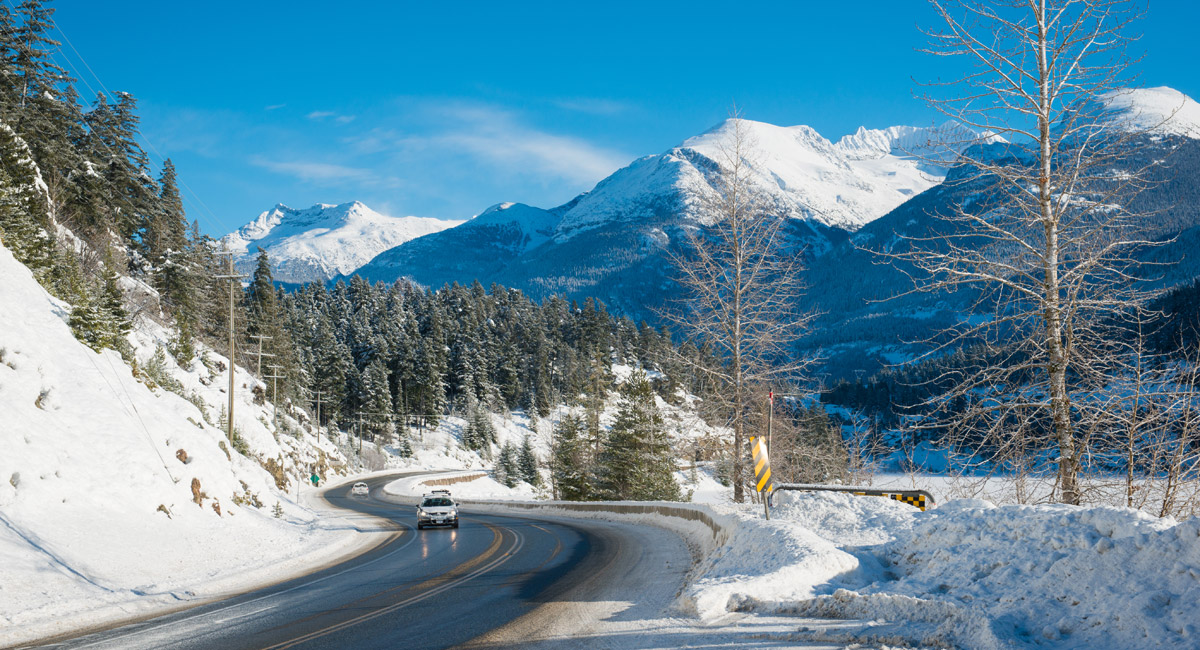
[68, 254, 131, 354]
[149, 159, 194, 316]
[68, 289, 109, 352]
[361, 357, 393, 441]
[244, 248, 300, 398]
[517, 434, 541, 487]
[0, 156, 52, 273]
[551, 413, 590, 500]
[0, 122, 53, 276]
[311, 319, 350, 427]
[7, 1, 72, 143]
[99, 254, 132, 345]
[495, 442, 518, 488]
[597, 371, 681, 501]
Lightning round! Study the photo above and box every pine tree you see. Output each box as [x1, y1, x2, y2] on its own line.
[244, 248, 300, 399]
[462, 402, 496, 455]
[597, 371, 681, 501]
[70, 250, 133, 353]
[99, 258, 132, 346]
[496, 442, 518, 488]
[149, 159, 194, 319]
[518, 434, 541, 487]
[68, 289, 109, 352]
[361, 357, 393, 441]
[7, 1, 72, 144]
[551, 413, 590, 500]
[0, 161, 52, 273]
[0, 123, 53, 276]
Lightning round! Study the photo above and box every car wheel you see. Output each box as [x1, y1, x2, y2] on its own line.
[452, 520, 459, 529]
[417, 523, 424, 530]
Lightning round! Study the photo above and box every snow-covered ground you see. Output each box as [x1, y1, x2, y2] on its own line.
[720, 491, 1200, 650]
[451, 481, 1200, 650]
[0, 244, 373, 646]
[6, 229, 1199, 649]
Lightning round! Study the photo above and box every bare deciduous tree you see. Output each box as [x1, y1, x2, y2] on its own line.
[667, 110, 813, 503]
[897, 0, 1164, 504]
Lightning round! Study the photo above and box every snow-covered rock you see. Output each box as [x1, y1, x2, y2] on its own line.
[222, 201, 461, 283]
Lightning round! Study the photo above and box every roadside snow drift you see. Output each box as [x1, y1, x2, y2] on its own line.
[0, 245, 359, 646]
[697, 491, 1200, 650]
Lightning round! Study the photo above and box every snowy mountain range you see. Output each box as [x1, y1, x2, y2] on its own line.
[222, 202, 462, 283]
[347, 116, 995, 301]
[227, 87, 1200, 369]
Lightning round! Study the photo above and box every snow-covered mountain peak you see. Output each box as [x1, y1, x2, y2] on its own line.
[682, 118, 838, 162]
[222, 201, 462, 283]
[1094, 86, 1200, 139]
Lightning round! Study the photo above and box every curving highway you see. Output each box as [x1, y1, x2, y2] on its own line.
[36, 472, 694, 650]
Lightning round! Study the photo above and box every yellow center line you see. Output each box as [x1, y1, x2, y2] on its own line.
[264, 521, 521, 650]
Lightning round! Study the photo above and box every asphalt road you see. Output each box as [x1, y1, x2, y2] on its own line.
[35, 472, 692, 650]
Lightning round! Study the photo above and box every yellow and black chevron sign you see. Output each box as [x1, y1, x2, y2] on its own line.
[751, 435, 774, 493]
[889, 493, 928, 511]
[852, 491, 928, 511]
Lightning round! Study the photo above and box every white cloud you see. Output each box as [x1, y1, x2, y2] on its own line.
[264, 103, 286, 111]
[369, 103, 631, 187]
[553, 97, 633, 115]
[252, 157, 375, 184]
[306, 110, 335, 120]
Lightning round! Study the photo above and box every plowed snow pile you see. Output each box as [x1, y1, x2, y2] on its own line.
[698, 491, 1200, 649]
[0, 245, 359, 646]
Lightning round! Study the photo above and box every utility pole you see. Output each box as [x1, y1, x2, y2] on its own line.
[247, 334, 274, 376]
[768, 391, 774, 456]
[266, 364, 285, 431]
[214, 252, 243, 443]
[357, 414, 364, 454]
[313, 390, 325, 443]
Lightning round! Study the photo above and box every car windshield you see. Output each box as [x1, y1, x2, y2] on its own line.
[422, 497, 453, 507]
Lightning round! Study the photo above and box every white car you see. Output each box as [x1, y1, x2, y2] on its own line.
[416, 491, 459, 529]
[351, 482, 369, 496]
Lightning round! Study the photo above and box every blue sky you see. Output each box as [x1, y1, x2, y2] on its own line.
[50, 0, 1200, 236]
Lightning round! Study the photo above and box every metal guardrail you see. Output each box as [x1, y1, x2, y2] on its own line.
[419, 472, 488, 488]
[773, 483, 936, 511]
[459, 499, 727, 542]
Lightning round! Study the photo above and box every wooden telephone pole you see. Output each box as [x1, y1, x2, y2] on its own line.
[247, 334, 274, 376]
[266, 364, 285, 431]
[214, 252, 243, 443]
[312, 390, 325, 443]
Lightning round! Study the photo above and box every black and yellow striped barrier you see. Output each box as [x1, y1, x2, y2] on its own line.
[750, 435, 774, 494]
[772, 483, 936, 511]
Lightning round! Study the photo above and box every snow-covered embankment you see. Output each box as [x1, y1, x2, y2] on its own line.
[0, 244, 367, 646]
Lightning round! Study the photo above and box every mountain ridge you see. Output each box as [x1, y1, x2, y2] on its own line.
[222, 201, 461, 283]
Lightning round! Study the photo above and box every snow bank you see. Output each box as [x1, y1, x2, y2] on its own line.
[684, 491, 917, 620]
[724, 492, 1200, 650]
[831, 501, 1200, 649]
[382, 470, 542, 502]
[0, 244, 365, 646]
